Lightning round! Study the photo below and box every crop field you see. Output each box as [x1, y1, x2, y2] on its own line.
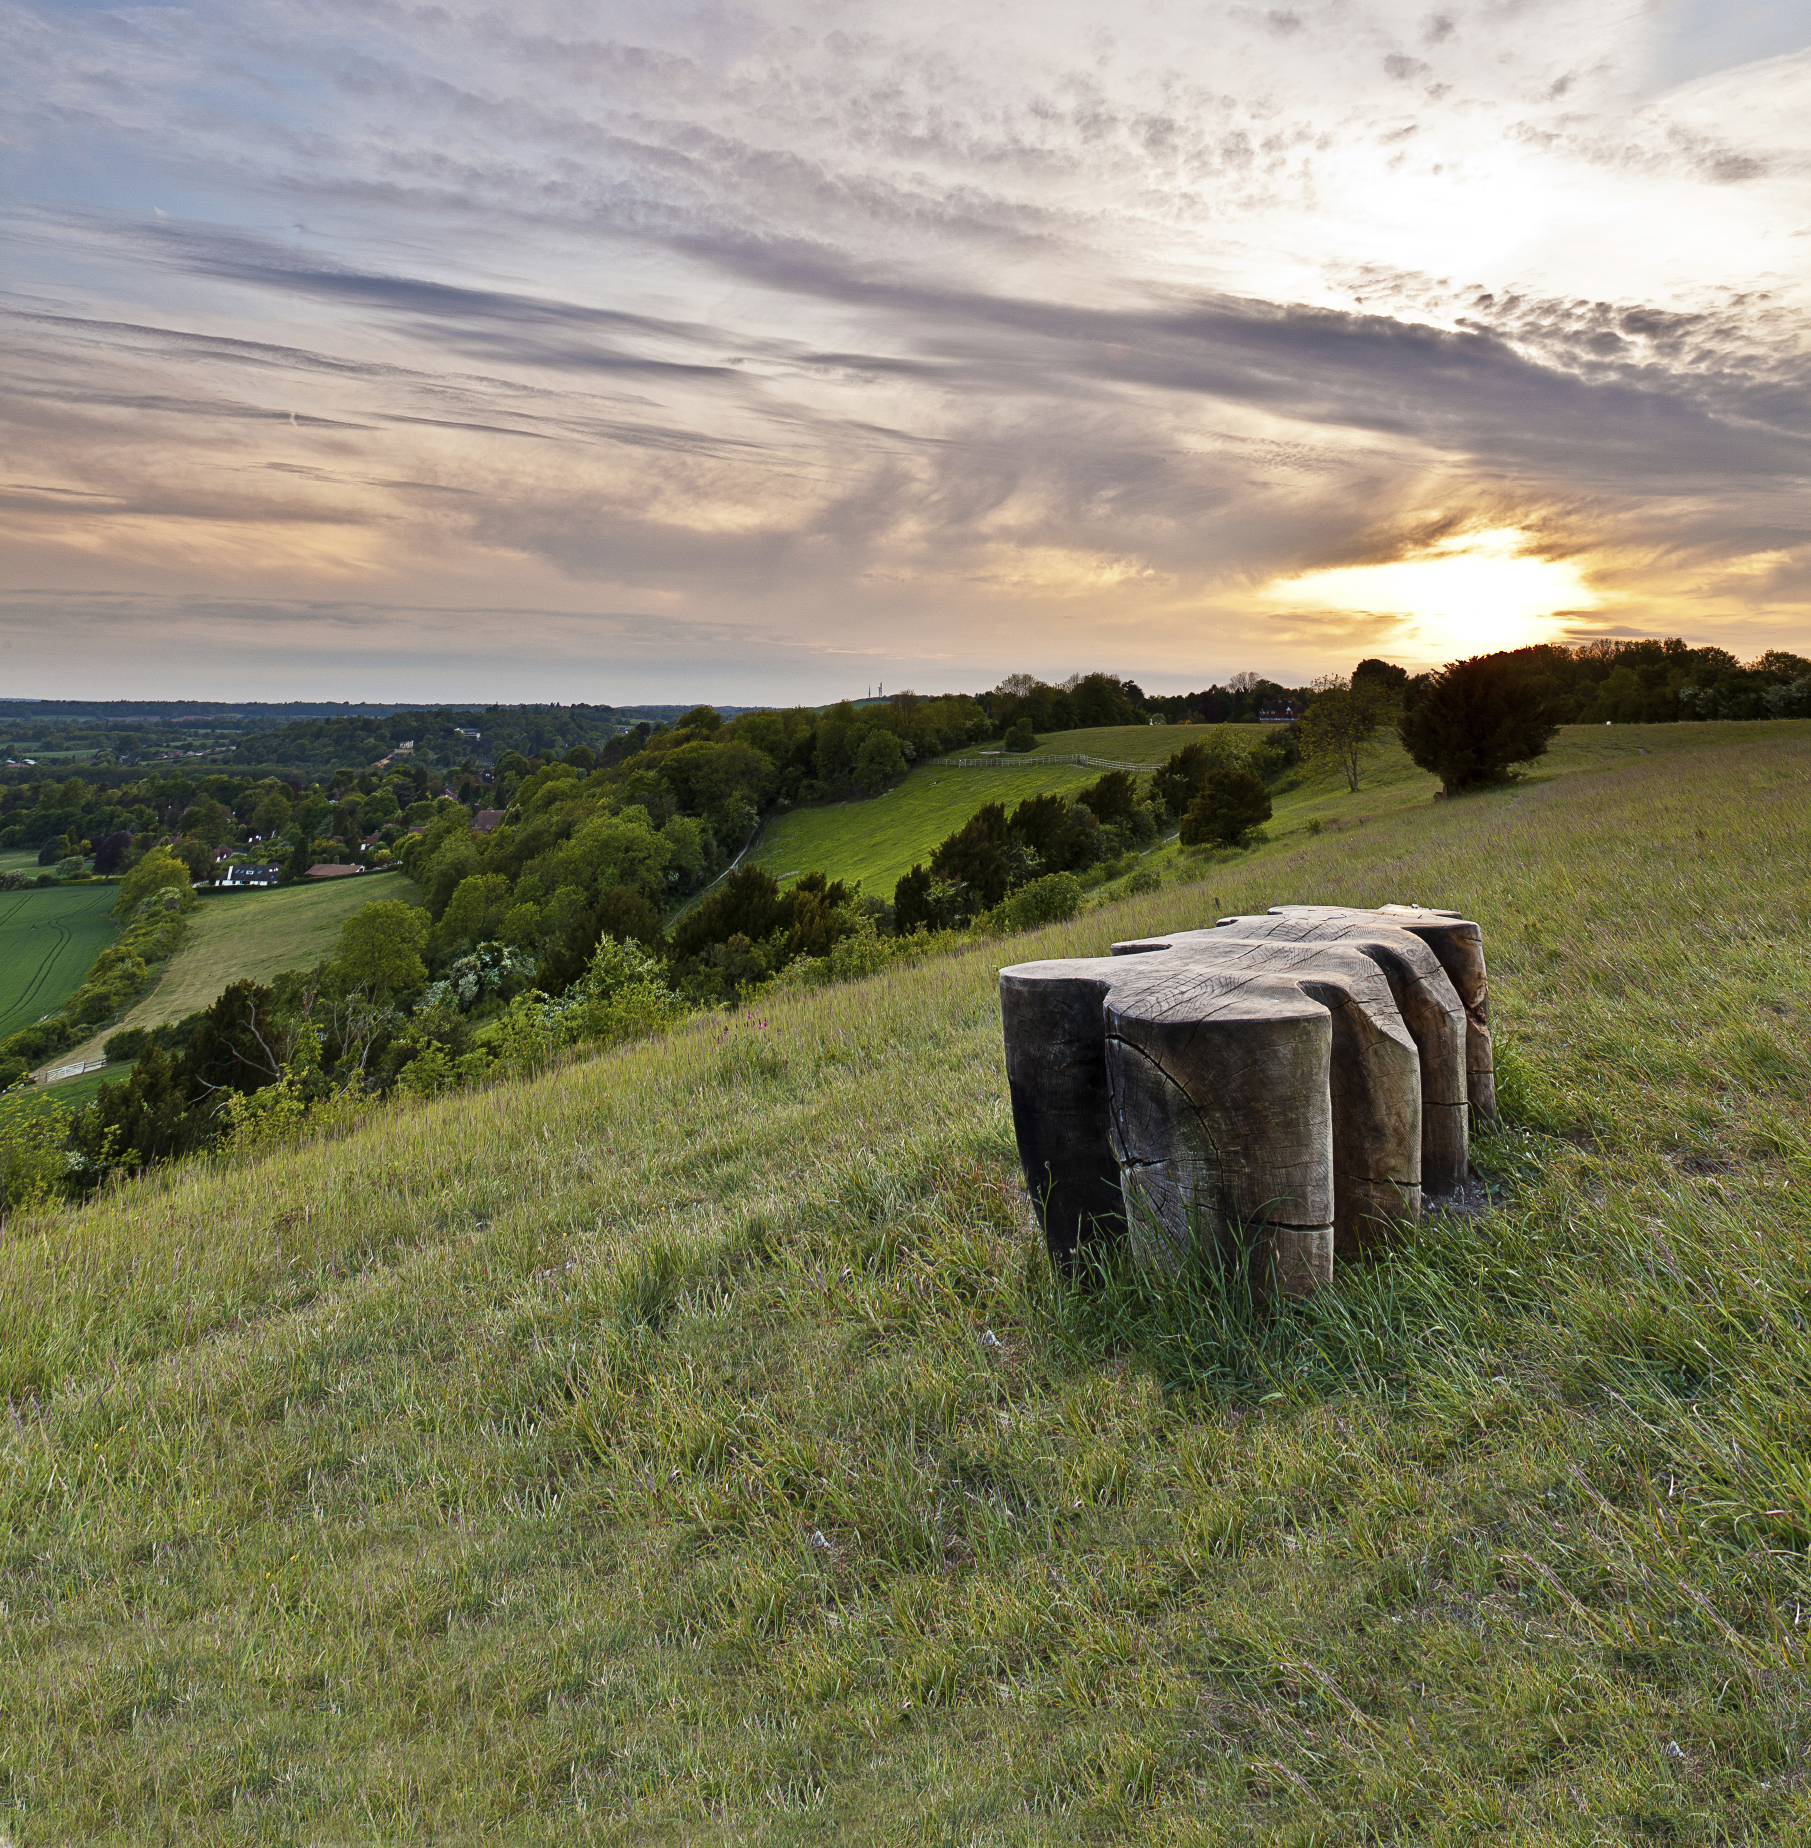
[2, 719, 1809, 1841]
[0, 879, 117, 1040]
[50, 872, 425, 1071]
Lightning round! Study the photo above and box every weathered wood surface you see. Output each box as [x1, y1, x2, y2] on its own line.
[999, 904, 1490, 1296]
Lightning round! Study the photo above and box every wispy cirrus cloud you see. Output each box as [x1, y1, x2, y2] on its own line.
[1, 0, 1806, 697]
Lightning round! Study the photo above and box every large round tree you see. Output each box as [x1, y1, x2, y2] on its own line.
[1399, 653, 1560, 795]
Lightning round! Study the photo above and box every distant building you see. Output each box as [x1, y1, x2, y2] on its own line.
[221, 863, 281, 888]
[1258, 701, 1299, 724]
[454, 727, 482, 740]
[471, 808, 506, 834]
[306, 863, 365, 879]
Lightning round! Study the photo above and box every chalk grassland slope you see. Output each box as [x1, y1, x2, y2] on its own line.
[48, 874, 425, 1073]
[746, 720, 1776, 902]
[0, 881, 117, 1040]
[3, 723, 1810, 1840]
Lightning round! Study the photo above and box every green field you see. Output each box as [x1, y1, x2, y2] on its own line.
[745, 760, 1107, 896]
[3, 721, 1810, 1838]
[0, 880, 118, 1040]
[1009, 719, 1217, 765]
[48, 872, 424, 1072]
[746, 721, 1765, 903]
[744, 724, 1208, 898]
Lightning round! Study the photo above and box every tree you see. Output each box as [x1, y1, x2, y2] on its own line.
[1399, 653, 1560, 794]
[114, 845, 195, 918]
[1352, 657, 1410, 697]
[170, 836, 216, 886]
[1179, 766, 1272, 847]
[178, 799, 234, 847]
[1076, 769, 1136, 824]
[893, 864, 935, 935]
[251, 792, 293, 835]
[1153, 738, 1245, 814]
[535, 884, 664, 995]
[1298, 674, 1396, 793]
[92, 830, 134, 876]
[434, 874, 512, 955]
[1007, 793, 1101, 874]
[334, 899, 429, 1000]
[1002, 719, 1036, 754]
[930, 803, 1012, 912]
[854, 729, 908, 793]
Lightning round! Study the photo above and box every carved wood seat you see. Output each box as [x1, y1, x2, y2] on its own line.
[999, 905, 1491, 1295]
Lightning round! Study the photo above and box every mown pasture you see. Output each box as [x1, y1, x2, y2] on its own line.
[49, 873, 425, 1073]
[0, 879, 117, 1041]
[2, 720, 1808, 1840]
[740, 722, 1195, 897]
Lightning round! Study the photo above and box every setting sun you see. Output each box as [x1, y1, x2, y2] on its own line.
[1258, 530, 1599, 660]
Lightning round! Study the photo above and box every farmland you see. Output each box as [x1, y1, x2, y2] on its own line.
[48, 872, 425, 1072]
[2, 721, 1809, 1838]
[0, 879, 117, 1040]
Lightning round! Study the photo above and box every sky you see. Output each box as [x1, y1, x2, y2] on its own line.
[1, 0, 1808, 703]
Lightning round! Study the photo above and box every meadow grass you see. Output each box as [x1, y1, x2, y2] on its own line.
[746, 722, 1275, 898]
[1, 723, 1809, 1842]
[0, 880, 119, 1040]
[744, 761, 1107, 895]
[1010, 722, 1213, 766]
[50, 874, 425, 1071]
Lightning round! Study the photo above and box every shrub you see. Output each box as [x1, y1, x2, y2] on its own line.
[1399, 652, 1560, 794]
[985, 872, 1083, 934]
[1002, 719, 1036, 754]
[0, 1092, 70, 1219]
[114, 847, 195, 919]
[104, 1028, 149, 1064]
[1179, 766, 1272, 847]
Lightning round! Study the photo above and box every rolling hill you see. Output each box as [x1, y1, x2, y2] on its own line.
[2, 720, 1808, 1839]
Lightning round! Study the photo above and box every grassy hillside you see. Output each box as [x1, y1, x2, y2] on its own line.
[2, 722, 1809, 1841]
[744, 759, 1108, 896]
[743, 724, 1217, 898]
[47, 873, 425, 1073]
[1011, 720, 1213, 765]
[746, 720, 1764, 905]
[0, 880, 118, 1040]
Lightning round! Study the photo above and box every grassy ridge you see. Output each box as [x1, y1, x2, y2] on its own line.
[49, 874, 425, 1072]
[1, 723, 1809, 1840]
[743, 721, 1227, 899]
[0, 881, 118, 1041]
[744, 760, 1107, 896]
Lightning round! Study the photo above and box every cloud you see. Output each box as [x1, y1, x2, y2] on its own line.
[1, 0, 1806, 696]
